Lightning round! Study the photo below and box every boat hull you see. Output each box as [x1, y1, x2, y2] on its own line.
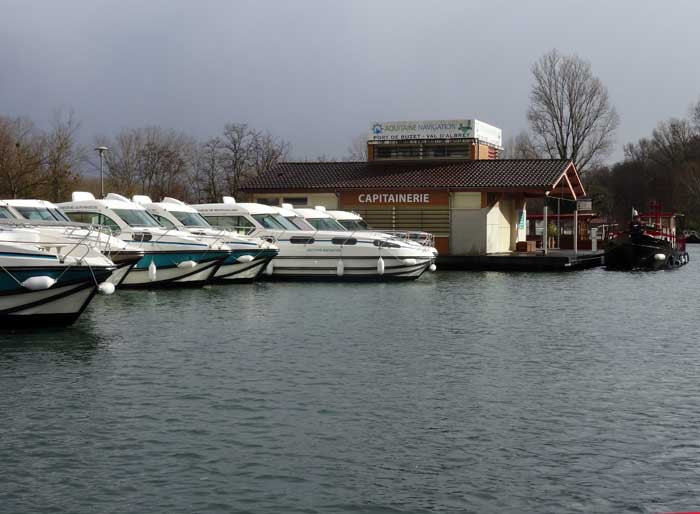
[105, 250, 144, 287]
[212, 250, 278, 283]
[262, 255, 434, 281]
[604, 235, 673, 270]
[0, 265, 113, 327]
[119, 250, 230, 288]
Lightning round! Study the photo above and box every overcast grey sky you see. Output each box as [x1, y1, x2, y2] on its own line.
[1, 0, 699, 164]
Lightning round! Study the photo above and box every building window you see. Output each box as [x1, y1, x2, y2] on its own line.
[445, 145, 470, 158]
[374, 143, 471, 160]
[282, 197, 308, 207]
[375, 146, 421, 159]
[256, 198, 279, 206]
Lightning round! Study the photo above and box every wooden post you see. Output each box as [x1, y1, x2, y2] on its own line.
[557, 197, 561, 249]
[573, 208, 578, 257]
[543, 205, 548, 255]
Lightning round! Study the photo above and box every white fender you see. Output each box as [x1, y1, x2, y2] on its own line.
[97, 282, 116, 295]
[429, 263, 437, 272]
[22, 276, 56, 290]
[265, 260, 274, 276]
[236, 254, 254, 263]
[148, 260, 157, 281]
[177, 260, 197, 269]
[402, 258, 417, 266]
[336, 260, 344, 277]
[377, 256, 385, 275]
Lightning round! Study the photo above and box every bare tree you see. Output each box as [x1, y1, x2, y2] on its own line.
[649, 118, 694, 165]
[193, 136, 225, 202]
[346, 134, 368, 161]
[218, 123, 289, 198]
[502, 130, 540, 159]
[527, 49, 619, 172]
[101, 126, 193, 199]
[691, 97, 700, 135]
[220, 123, 259, 198]
[42, 109, 85, 202]
[0, 116, 45, 198]
[252, 132, 290, 176]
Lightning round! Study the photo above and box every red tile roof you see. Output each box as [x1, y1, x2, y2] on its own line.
[241, 159, 576, 192]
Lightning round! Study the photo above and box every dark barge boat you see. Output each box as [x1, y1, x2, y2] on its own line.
[604, 204, 689, 270]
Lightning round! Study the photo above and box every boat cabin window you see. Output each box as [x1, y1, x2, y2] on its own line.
[113, 208, 161, 228]
[290, 236, 314, 244]
[332, 237, 357, 245]
[14, 206, 59, 222]
[0, 206, 15, 219]
[338, 219, 370, 231]
[306, 217, 347, 231]
[65, 211, 121, 232]
[171, 211, 210, 228]
[152, 214, 177, 229]
[252, 214, 286, 230]
[203, 215, 255, 234]
[287, 216, 315, 231]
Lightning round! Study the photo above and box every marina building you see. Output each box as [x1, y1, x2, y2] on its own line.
[240, 119, 586, 257]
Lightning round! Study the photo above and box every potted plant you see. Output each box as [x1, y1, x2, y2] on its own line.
[547, 223, 558, 249]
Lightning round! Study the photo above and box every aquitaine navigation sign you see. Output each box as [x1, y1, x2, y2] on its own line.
[369, 119, 503, 148]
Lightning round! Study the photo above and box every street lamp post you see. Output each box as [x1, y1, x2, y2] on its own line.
[94, 146, 108, 198]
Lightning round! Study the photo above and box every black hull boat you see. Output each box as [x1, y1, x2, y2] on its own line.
[604, 212, 689, 270]
[604, 233, 674, 270]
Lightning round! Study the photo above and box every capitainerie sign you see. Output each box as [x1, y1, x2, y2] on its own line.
[340, 191, 450, 207]
[368, 119, 502, 148]
[359, 193, 429, 204]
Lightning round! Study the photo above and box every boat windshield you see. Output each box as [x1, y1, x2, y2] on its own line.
[272, 215, 300, 231]
[113, 208, 161, 227]
[14, 206, 65, 222]
[171, 211, 210, 227]
[287, 216, 315, 230]
[338, 219, 370, 231]
[252, 214, 287, 230]
[306, 217, 347, 231]
[0, 206, 16, 219]
[51, 208, 73, 222]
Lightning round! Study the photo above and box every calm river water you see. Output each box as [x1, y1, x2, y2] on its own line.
[2, 249, 700, 514]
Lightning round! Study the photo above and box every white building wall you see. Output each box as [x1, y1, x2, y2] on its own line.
[449, 192, 486, 255]
[486, 198, 515, 253]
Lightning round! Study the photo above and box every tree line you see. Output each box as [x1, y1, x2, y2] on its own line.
[2, 49, 700, 228]
[585, 104, 700, 228]
[503, 49, 700, 229]
[0, 115, 290, 203]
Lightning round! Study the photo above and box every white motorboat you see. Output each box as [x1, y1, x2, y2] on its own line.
[193, 197, 436, 281]
[59, 193, 231, 287]
[325, 209, 370, 231]
[132, 195, 278, 282]
[0, 222, 115, 327]
[322, 206, 438, 250]
[2, 199, 144, 287]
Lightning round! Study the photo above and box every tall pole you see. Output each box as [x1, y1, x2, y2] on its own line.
[99, 152, 104, 198]
[95, 146, 108, 199]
